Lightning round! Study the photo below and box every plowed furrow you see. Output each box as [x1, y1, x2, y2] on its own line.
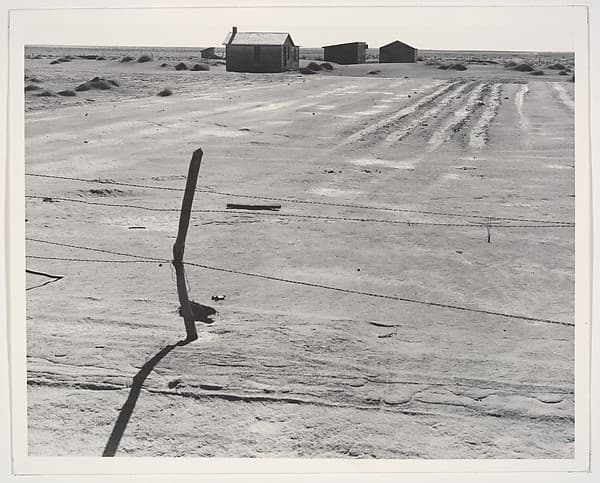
[383, 81, 475, 146]
[428, 82, 487, 149]
[469, 83, 502, 148]
[334, 80, 457, 148]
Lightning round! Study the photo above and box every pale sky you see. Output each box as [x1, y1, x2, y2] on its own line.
[16, 5, 582, 52]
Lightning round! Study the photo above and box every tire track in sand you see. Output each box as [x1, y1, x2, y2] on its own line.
[550, 82, 575, 110]
[469, 83, 502, 148]
[515, 83, 529, 129]
[383, 81, 474, 146]
[334, 80, 455, 149]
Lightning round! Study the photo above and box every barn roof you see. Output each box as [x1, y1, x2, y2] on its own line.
[322, 41, 368, 49]
[380, 40, 416, 50]
[223, 31, 294, 46]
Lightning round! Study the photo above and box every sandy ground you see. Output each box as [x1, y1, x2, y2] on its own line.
[25, 53, 574, 458]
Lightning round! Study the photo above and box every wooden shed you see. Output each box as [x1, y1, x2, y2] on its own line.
[322, 42, 368, 65]
[223, 26, 299, 73]
[201, 47, 217, 59]
[379, 40, 417, 63]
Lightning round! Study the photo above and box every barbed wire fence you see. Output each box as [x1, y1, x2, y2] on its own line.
[24, 161, 575, 330]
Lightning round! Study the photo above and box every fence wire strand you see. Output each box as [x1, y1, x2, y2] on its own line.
[25, 194, 574, 228]
[25, 172, 573, 226]
[26, 237, 574, 327]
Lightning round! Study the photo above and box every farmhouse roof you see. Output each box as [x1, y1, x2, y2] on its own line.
[322, 41, 368, 48]
[223, 31, 294, 46]
[380, 40, 416, 50]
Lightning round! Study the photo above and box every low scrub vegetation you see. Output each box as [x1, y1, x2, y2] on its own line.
[75, 76, 119, 91]
[512, 63, 534, 72]
[191, 63, 210, 71]
[438, 63, 467, 71]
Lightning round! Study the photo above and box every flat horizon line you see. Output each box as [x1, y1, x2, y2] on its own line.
[25, 44, 574, 55]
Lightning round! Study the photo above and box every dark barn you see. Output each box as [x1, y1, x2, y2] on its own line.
[201, 47, 217, 59]
[223, 26, 299, 73]
[379, 40, 417, 63]
[322, 42, 368, 65]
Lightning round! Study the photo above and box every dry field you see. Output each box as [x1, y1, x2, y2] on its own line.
[25, 48, 575, 458]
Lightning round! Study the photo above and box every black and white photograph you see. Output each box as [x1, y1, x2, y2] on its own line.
[2, 0, 595, 476]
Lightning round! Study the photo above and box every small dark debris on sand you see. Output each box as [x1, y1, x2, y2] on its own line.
[175, 62, 189, 70]
[199, 383, 223, 391]
[160, 62, 169, 67]
[157, 88, 173, 97]
[299, 67, 317, 74]
[88, 188, 123, 196]
[57, 90, 77, 97]
[320, 62, 333, 70]
[368, 70, 381, 75]
[120, 56, 134, 63]
[211, 295, 226, 301]
[78, 54, 100, 60]
[307, 62, 322, 71]
[25, 84, 41, 91]
[137, 54, 153, 63]
[226, 203, 281, 211]
[168, 378, 184, 389]
[530, 69, 544, 76]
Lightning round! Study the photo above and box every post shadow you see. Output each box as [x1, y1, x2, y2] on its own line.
[104, 149, 205, 456]
[102, 338, 190, 457]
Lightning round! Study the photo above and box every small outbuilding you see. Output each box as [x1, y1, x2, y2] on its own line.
[379, 40, 417, 63]
[201, 47, 217, 59]
[322, 42, 368, 65]
[223, 26, 299, 73]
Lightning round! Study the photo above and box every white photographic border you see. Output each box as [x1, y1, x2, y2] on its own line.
[0, 0, 596, 481]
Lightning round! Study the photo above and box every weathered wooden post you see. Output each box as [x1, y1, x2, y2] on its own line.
[173, 148, 203, 342]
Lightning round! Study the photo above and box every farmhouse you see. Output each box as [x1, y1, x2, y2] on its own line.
[322, 42, 368, 65]
[223, 26, 299, 73]
[200, 47, 217, 59]
[379, 40, 417, 63]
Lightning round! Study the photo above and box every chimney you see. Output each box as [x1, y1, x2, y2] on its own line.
[227, 25, 237, 45]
